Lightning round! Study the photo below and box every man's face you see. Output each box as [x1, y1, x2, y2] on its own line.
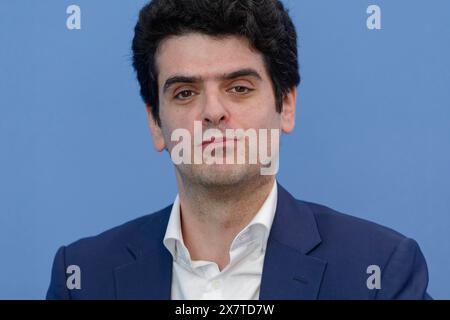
[147, 33, 296, 187]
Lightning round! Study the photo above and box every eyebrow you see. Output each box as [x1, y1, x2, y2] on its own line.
[162, 68, 262, 93]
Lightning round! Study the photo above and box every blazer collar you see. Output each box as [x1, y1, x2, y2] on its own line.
[114, 206, 173, 300]
[114, 183, 327, 300]
[259, 183, 327, 299]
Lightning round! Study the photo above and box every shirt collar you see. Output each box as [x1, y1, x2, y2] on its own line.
[163, 181, 278, 262]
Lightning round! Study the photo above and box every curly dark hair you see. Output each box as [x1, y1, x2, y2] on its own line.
[132, 0, 300, 126]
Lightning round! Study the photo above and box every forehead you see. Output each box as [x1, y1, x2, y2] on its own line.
[155, 33, 267, 81]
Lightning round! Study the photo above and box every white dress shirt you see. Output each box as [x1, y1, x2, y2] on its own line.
[163, 182, 278, 300]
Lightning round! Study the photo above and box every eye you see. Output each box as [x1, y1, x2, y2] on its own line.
[174, 90, 196, 100]
[228, 86, 254, 95]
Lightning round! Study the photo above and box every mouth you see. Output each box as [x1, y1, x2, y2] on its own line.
[201, 136, 238, 148]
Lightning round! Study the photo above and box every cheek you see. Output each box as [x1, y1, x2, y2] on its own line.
[235, 100, 280, 129]
[159, 115, 196, 150]
[161, 100, 198, 124]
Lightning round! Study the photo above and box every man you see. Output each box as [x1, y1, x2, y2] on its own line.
[47, 0, 431, 299]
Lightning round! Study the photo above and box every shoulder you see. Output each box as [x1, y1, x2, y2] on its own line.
[47, 206, 173, 299]
[62, 205, 172, 264]
[298, 199, 423, 276]
[295, 199, 418, 267]
[299, 200, 430, 299]
[301, 199, 414, 260]
[303, 200, 407, 245]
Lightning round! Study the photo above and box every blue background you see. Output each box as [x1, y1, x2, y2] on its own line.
[0, 0, 449, 299]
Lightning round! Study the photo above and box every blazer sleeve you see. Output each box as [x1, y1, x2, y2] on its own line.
[46, 246, 71, 300]
[375, 237, 432, 300]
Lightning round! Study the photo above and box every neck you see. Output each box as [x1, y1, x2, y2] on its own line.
[175, 172, 275, 270]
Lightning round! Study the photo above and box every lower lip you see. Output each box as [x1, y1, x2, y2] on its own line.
[202, 139, 238, 148]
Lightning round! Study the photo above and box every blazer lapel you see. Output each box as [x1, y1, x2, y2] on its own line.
[113, 184, 326, 300]
[114, 206, 173, 300]
[259, 184, 327, 300]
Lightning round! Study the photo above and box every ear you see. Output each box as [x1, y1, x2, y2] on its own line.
[145, 105, 166, 152]
[280, 87, 297, 134]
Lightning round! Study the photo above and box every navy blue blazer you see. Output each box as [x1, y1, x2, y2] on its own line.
[47, 184, 431, 299]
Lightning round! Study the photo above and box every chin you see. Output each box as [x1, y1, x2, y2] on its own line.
[187, 164, 261, 188]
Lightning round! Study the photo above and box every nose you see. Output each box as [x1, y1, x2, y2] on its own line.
[200, 89, 229, 127]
